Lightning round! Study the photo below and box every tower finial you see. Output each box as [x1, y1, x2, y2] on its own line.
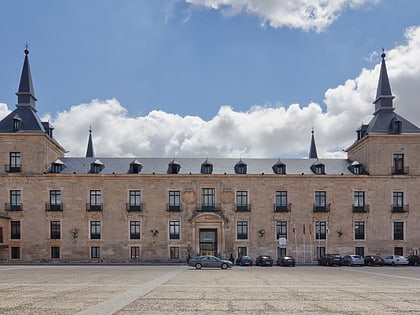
[86, 126, 95, 158]
[309, 128, 318, 159]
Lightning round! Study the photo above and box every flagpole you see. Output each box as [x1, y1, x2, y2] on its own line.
[303, 223, 306, 264]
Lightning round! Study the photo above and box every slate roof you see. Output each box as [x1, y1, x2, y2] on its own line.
[56, 157, 355, 175]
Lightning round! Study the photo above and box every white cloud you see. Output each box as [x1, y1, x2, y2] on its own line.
[185, 0, 378, 32]
[2, 26, 420, 160]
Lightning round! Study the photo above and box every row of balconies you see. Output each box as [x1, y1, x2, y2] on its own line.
[4, 202, 410, 213]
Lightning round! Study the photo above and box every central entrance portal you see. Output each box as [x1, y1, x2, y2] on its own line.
[199, 229, 217, 256]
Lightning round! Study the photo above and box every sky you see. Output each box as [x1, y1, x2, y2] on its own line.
[1, 0, 420, 158]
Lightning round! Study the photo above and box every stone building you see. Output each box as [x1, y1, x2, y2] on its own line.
[0, 49, 419, 263]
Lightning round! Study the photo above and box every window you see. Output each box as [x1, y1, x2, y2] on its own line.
[237, 221, 248, 240]
[11, 221, 20, 239]
[51, 162, 64, 173]
[49, 190, 62, 211]
[91, 247, 100, 259]
[393, 154, 405, 174]
[50, 221, 61, 239]
[392, 192, 405, 212]
[202, 188, 215, 210]
[314, 191, 327, 212]
[394, 247, 404, 256]
[90, 160, 104, 174]
[276, 221, 287, 239]
[313, 164, 325, 174]
[131, 246, 140, 260]
[88, 190, 102, 211]
[393, 222, 404, 240]
[354, 221, 365, 240]
[128, 190, 142, 211]
[9, 190, 22, 211]
[275, 191, 289, 212]
[130, 221, 141, 240]
[315, 221, 327, 240]
[8, 152, 21, 172]
[167, 160, 181, 174]
[11, 247, 20, 259]
[355, 247, 364, 257]
[12, 118, 22, 131]
[129, 160, 142, 174]
[170, 247, 180, 259]
[0, 227, 3, 243]
[169, 221, 180, 240]
[201, 161, 213, 174]
[51, 247, 60, 259]
[353, 191, 365, 212]
[272, 162, 286, 174]
[316, 247, 326, 260]
[236, 191, 249, 211]
[168, 190, 181, 211]
[90, 221, 101, 239]
[234, 160, 247, 174]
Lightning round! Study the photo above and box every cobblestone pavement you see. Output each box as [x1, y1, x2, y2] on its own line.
[0, 264, 420, 314]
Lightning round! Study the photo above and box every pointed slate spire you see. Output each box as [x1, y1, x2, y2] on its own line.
[309, 129, 318, 159]
[16, 47, 37, 111]
[373, 51, 395, 113]
[86, 127, 94, 158]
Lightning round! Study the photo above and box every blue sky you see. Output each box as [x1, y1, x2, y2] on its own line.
[1, 0, 420, 158]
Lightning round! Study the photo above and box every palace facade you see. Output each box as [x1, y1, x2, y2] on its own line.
[0, 49, 419, 263]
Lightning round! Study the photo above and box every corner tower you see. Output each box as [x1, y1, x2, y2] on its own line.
[0, 49, 66, 174]
[347, 52, 420, 175]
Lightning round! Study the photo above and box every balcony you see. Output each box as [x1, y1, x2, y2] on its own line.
[313, 204, 330, 213]
[86, 203, 103, 211]
[391, 205, 409, 213]
[126, 203, 143, 212]
[391, 166, 409, 175]
[45, 203, 63, 211]
[5, 164, 22, 172]
[235, 204, 251, 212]
[273, 203, 291, 212]
[352, 204, 369, 213]
[195, 203, 221, 212]
[5, 203, 22, 211]
[167, 204, 182, 212]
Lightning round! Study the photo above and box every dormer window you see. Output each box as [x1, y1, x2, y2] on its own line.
[12, 117, 22, 131]
[51, 159, 65, 173]
[390, 117, 402, 134]
[168, 160, 181, 174]
[234, 160, 247, 174]
[201, 159, 213, 174]
[129, 159, 143, 174]
[311, 161, 325, 175]
[90, 159, 104, 174]
[272, 160, 286, 174]
[348, 161, 364, 175]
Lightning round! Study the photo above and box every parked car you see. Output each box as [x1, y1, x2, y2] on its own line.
[255, 255, 274, 266]
[236, 255, 253, 266]
[188, 255, 233, 269]
[276, 256, 296, 267]
[407, 255, 420, 266]
[364, 255, 385, 266]
[342, 255, 364, 266]
[318, 254, 342, 266]
[384, 255, 409, 266]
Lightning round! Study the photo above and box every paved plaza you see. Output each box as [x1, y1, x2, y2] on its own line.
[0, 264, 420, 314]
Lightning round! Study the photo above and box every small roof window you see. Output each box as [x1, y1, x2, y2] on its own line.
[234, 159, 247, 174]
[272, 159, 286, 174]
[129, 159, 143, 174]
[168, 159, 181, 174]
[51, 159, 66, 173]
[201, 159, 213, 174]
[90, 159, 104, 174]
[310, 161, 325, 175]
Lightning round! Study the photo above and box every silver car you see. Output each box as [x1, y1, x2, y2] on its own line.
[342, 255, 364, 266]
[188, 255, 233, 269]
[384, 255, 409, 266]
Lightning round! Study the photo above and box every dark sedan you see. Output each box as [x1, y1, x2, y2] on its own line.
[318, 254, 342, 266]
[276, 256, 296, 267]
[407, 255, 420, 266]
[188, 255, 233, 269]
[236, 255, 253, 266]
[364, 255, 385, 266]
[255, 255, 273, 266]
